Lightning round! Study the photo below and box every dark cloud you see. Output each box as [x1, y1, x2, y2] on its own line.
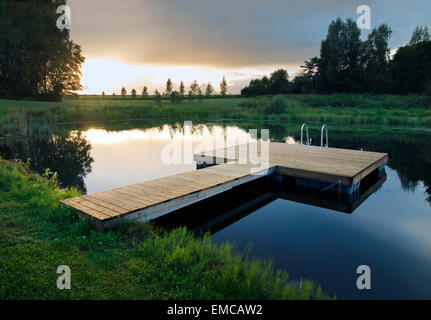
[69, 0, 430, 68]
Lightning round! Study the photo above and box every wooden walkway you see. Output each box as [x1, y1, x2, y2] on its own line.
[61, 142, 387, 228]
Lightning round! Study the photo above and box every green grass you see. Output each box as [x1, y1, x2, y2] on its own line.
[1, 93, 430, 137]
[0, 159, 329, 299]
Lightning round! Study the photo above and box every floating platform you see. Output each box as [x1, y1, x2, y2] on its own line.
[61, 142, 387, 229]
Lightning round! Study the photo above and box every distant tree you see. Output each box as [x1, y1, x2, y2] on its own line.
[102, 91, 105, 96]
[188, 90, 193, 103]
[291, 76, 313, 94]
[197, 88, 203, 102]
[241, 76, 271, 97]
[300, 57, 319, 90]
[154, 89, 162, 107]
[166, 78, 173, 95]
[220, 76, 228, 96]
[0, 0, 85, 101]
[142, 86, 148, 98]
[131, 88, 137, 98]
[170, 91, 180, 104]
[179, 81, 185, 96]
[410, 26, 431, 45]
[121, 87, 127, 97]
[189, 80, 200, 95]
[112, 93, 116, 96]
[205, 82, 214, 96]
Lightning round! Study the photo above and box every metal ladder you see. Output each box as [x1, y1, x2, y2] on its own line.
[321, 124, 328, 148]
[300, 123, 329, 147]
[300, 123, 310, 145]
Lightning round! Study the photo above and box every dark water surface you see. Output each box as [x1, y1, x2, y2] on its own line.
[1, 121, 431, 299]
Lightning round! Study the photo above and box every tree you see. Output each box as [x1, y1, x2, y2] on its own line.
[361, 24, 393, 93]
[241, 76, 270, 97]
[187, 90, 193, 103]
[121, 87, 127, 97]
[166, 78, 173, 95]
[317, 18, 362, 93]
[205, 82, 214, 96]
[131, 88, 137, 98]
[189, 80, 200, 95]
[391, 41, 431, 94]
[410, 26, 431, 45]
[142, 86, 148, 98]
[220, 76, 228, 96]
[170, 91, 180, 104]
[154, 89, 162, 107]
[0, 0, 85, 101]
[269, 69, 290, 94]
[179, 81, 185, 96]
[102, 91, 105, 96]
[197, 88, 203, 102]
[300, 56, 319, 90]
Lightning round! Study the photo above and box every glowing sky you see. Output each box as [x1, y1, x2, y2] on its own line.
[68, 0, 431, 94]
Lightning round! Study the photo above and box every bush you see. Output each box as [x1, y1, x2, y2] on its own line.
[264, 96, 287, 114]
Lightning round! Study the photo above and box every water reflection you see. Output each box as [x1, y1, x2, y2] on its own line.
[0, 132, 93, 192]
[1, 121, 431, 298]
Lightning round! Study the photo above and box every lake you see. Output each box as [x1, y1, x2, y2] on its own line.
[1, 120, 431, 299]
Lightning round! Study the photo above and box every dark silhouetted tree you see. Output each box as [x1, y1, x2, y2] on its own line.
[166, 78, 173, 95]
[179, 81, 185, 96]
[220, 76, 228, 96]
[190, 80, 199, 95]
[121, 87, 127, 98]
[205, 82, 214, 96]
[131, 88, 137, 98]
[142, 86, 148, 98]
[318, 18, 362, 93]
[154, 89, 162, 107]
[410, 26, 431, 45]
[391, 40, 431, 94]
[269, 69, 290, 94]
[361, 24, 393, 93]
[0, 0, 85, 101]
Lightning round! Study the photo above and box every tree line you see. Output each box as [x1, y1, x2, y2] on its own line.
[241, 20, 431, 96]
[114, 77, 229, 104]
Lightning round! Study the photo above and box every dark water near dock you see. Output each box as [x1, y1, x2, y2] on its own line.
[1, 121, 431, 299]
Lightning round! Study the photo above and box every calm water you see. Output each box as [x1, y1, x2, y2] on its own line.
[1, 121, 431, 299]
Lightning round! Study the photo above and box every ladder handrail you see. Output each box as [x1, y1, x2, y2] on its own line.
[300, 123, 309, 145]
[321, 124, 328, 148]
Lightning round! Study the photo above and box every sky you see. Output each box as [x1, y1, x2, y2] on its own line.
[67, 0, 431, 94]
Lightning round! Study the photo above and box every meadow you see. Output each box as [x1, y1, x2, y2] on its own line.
[1, 94, 431, 137]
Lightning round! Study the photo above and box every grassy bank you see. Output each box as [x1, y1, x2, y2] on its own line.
[0, 159, 328, 299]
[1, 94, 431, 136]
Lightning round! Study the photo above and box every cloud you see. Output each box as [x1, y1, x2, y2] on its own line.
[68, 0, 431, 92]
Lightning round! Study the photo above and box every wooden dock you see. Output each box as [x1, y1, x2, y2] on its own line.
[61, 142, 387, 228]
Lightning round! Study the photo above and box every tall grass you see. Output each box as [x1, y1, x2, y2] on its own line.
[2, 94, 430, 137]
[0, 159, 330, 299]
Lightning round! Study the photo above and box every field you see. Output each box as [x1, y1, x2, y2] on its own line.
[1, 94, 431, 137]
